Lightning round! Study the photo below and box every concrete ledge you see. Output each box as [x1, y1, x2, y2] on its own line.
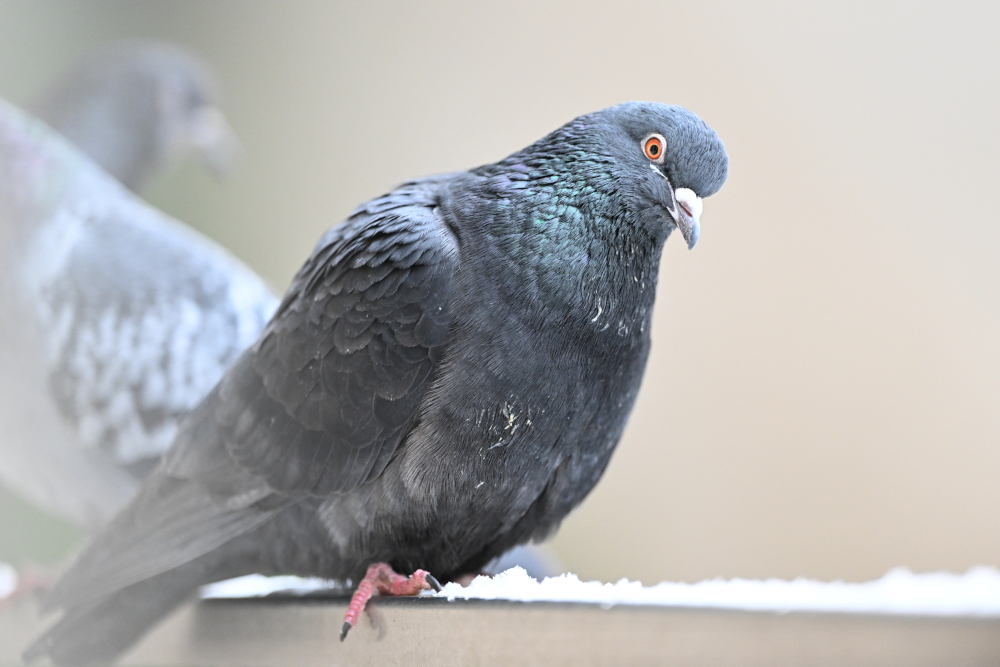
[5, 594, 1000, 666]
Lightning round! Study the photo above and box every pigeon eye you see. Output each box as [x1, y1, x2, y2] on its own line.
[642, 134, 666, 163]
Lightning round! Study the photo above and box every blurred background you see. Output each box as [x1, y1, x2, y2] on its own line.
[0, 0, 997, 586]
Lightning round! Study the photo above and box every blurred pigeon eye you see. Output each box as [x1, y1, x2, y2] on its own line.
[642, 134, 666, 163]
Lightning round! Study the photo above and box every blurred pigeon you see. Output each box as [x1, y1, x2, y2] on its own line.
[483, 544, 562, 581]
[0, 98, 277, 533]
[27, 101, 728, 664]
[32, 40, 239, 193]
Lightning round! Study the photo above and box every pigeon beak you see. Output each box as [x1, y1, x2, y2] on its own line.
[188, 105, 241, 178]
[672, 187, 703, 249]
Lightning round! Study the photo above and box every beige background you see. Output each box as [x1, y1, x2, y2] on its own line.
[0, 0, 997, 585]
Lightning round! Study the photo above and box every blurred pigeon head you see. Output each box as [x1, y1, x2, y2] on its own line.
[32, 39, 240, 192]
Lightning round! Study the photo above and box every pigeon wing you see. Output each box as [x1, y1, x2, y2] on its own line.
[181, 177, 459, 496]
[45, 178, 459, 607]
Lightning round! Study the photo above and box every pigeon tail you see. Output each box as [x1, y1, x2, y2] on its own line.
[23, 543, 249, 665]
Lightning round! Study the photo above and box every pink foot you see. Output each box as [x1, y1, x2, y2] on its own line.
[340, 563, 441, 641]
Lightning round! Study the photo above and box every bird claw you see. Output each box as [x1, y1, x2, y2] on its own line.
[340, 563, 441, 641]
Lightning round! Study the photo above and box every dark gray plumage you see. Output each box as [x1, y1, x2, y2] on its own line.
[27, 101, 728, 664]
[32, 40, 239, 193]
[0, 97, 276, 532]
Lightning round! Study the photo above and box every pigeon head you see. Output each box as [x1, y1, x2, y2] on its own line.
[515, 102, 728, 249]
[126, 43, 241, 179]
[33, 40, 240, 191]
[581, 102, 726, 248]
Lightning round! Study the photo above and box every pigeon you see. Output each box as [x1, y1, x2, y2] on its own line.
[0, 97, 277, 533]
[25, 101, 728, 664]
[7, 49, 556, 586]
[32, 40, 239, 193]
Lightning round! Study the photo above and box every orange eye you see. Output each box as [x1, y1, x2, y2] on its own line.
[643, 134, 665, 162]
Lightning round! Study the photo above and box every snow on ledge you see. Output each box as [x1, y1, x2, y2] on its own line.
[0, 563, 16, 599]
[200, 566, 1000, 617]
[438, 566, 1000, 617]
[202, 574, 339, 599]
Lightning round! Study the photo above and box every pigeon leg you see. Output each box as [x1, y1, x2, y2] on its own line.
[340, 562, 442, 641]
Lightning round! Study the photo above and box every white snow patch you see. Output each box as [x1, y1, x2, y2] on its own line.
[436, 566, 1000, 617]
[198, 566, 1000, 618]
[0, 563, 17, 599]
[201, 574, 339, 599]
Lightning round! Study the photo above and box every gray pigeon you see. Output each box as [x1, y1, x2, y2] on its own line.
[32, 40, 239, 193]
[27, 101, 728, 664]
[0, 98, 277, 532]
